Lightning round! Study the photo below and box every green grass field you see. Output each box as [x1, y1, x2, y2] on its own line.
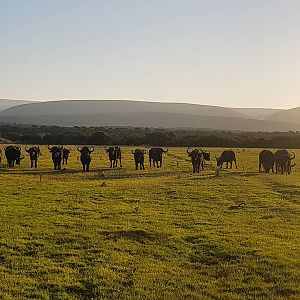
[0, 146, 299, 300]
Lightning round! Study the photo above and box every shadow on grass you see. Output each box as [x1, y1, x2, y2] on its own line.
[102, 229, 165, 244]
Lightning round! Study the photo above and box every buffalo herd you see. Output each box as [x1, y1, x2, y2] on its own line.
[259, 149, 295, 174]
[0, 145, 297, 175]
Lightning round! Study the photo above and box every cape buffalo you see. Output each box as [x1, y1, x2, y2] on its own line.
[5, 145, 24, 168]
[274, 150, 295, 175]
[149, 147, 168, 168]
[62, 148, 71, 165]
[78, 146, 94, 172]
[132, 149, 146, 170]
[259, 150, 274, 173]
[187, 148, 203, 173]
[216, 150, 237, 169]
[105, 146, 122, 168]
[202, 150, 211, 170]
[25, 146, 41, 168]
[48, 145, 63, 170]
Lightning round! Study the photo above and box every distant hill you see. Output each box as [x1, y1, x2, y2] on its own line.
[0, 100, 249, 118]
[0, 99, 35, 112]
[2, 111, 299, 131]
[267, 107, 300, 124]
[233, 108, 282, 120]
[0, 99, 299, 132]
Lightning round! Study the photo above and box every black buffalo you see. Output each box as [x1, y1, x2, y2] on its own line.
[216, 150, 237, 169]
[25, 146, 41, 168]
[48, 145, 63, 170]
[105, 146, 122, 168]
[187, 148, 203, 173]
[149, 147, 168, 167]
[62, 148, 71, 165]
[5, 145, 24, 168]
[78, 146, 94, 172]
[259, 150, 274, 173]
[201, 150, 211, 170]
[274, 149, 295, 175]
[132, 149, 146, 170]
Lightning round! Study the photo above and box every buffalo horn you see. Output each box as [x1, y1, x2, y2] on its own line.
[290, 152, 296, 160]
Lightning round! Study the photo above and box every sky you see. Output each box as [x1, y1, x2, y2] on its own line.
[0, 0, 299, 108]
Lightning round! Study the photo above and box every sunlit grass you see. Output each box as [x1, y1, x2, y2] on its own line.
[0, 146, 299, 299]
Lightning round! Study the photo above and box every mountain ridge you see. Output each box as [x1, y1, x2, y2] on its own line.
[0, 99, 299, 132]
[267, 107, 300, 124]
[0, 99, 35, 111]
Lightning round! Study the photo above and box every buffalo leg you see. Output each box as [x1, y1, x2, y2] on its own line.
[234, 160, 238, 169]
[119, 157, 122, 168]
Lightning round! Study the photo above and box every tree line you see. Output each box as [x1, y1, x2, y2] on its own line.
[1, 124, 300, 148]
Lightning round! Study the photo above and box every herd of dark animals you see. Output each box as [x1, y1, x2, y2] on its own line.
[259, 149, 296, 175]
[0, 145, 296, 175]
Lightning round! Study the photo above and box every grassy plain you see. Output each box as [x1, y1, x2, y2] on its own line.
[0, 146, 299, 299]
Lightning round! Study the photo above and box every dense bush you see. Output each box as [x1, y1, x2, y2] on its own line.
[1, 123, 300, 148]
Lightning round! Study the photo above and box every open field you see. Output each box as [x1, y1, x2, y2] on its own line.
[0, 146, 299, 299]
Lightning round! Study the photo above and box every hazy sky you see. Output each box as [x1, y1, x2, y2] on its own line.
[1, 0, 299, 108]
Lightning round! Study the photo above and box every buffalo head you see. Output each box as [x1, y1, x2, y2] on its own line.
[202, 150, 211, 161]
[78, 146, 94, 154]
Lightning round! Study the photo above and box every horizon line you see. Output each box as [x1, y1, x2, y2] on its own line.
[0, 98, 297, 110]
